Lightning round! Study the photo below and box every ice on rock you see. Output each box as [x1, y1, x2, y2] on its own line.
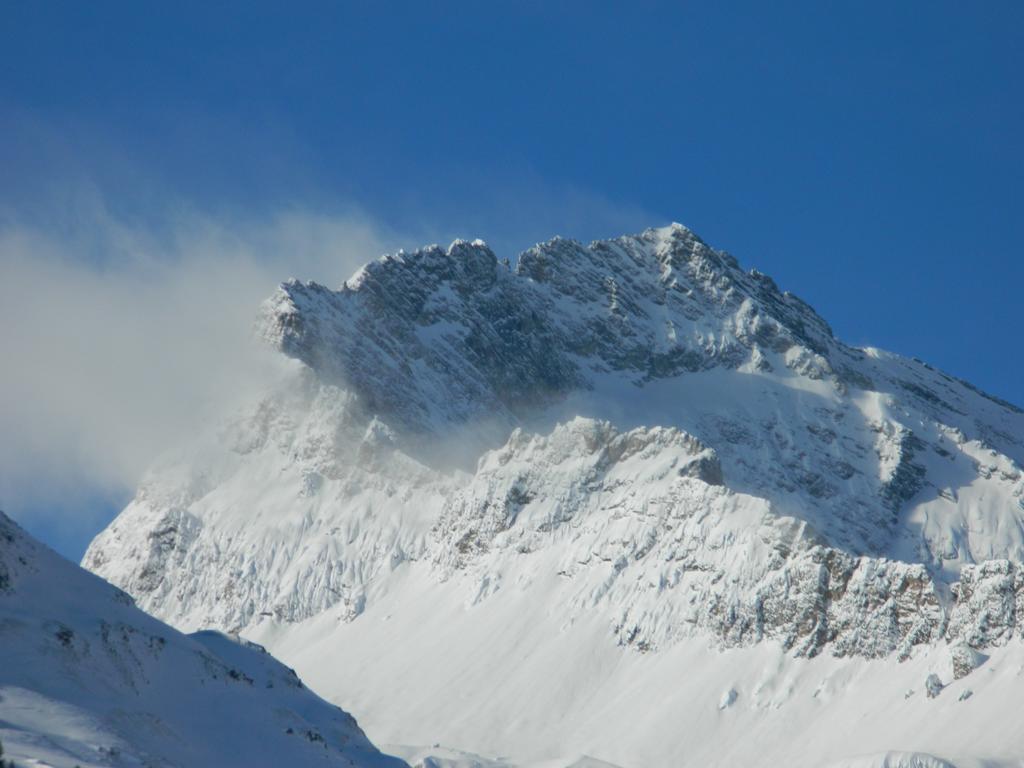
[924, 674, 944, 699]
[718, 688, 738, 710]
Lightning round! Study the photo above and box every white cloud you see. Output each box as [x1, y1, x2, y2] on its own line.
[0, 192, 406, 532]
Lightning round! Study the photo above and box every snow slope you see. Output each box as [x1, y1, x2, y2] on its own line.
[82, 224, 1024, 766]
[0, 511, 405, 768]
[253, 563, 1024, 767]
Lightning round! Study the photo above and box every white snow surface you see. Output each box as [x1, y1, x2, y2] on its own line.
[82, 224, 1024, 766]
[0, 512, 405, 768]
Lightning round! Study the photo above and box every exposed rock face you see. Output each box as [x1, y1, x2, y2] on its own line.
[946, 561, 1024, 647]
[949, 642, 988, 679]
[84, 223, 1024, 667]
[258, 227, 846, 432]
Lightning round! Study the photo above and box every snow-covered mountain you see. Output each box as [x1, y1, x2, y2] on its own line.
[0, 510, 406, 768]
[83, 224, 1024, 766]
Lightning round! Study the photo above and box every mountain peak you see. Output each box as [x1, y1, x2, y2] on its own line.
[85, 221, 1024, 767]
[260, 223, 859, 437]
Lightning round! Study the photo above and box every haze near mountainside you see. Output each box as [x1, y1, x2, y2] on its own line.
[83, 224, 1024, 766]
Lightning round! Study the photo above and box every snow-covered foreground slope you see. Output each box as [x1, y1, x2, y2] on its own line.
[83, 224, 1024, 766]
[251, 557, 1024, 767]
[0, 511, 406, 768]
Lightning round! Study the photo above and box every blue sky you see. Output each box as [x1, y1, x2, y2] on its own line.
[1, 2, 1022, 558]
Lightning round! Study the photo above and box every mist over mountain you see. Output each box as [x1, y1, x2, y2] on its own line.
[80, 224, 1024, 767]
